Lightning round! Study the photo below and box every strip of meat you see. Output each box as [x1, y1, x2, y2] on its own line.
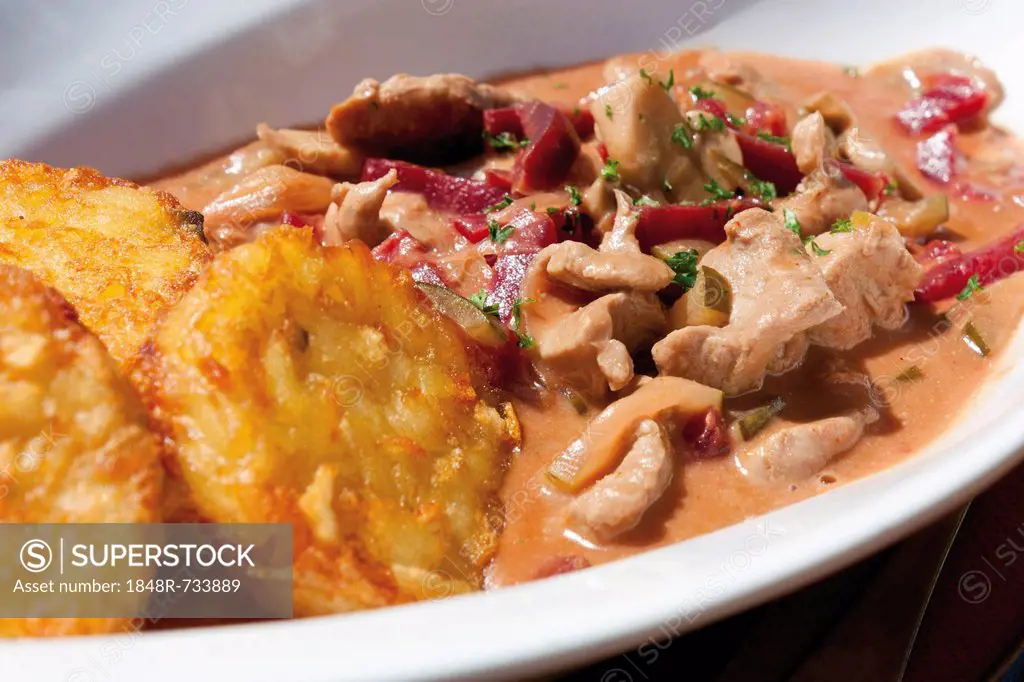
[791, 111, 837, 175]
[737, 409, 877, 483]
[327, 73, 521, 164]
[256, 124, 363, 178]
[545, 241, 673, 293]
[566, 419, 674, 541]
[653, 208, 841, 395]
[321, 169, 399, 247]
[807, 213, 922, 349]
[774, 166, 867, 237]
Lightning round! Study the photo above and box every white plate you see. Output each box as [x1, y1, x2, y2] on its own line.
[2, 0, 1023, 680]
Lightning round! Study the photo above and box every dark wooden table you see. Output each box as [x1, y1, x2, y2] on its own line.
[551, 460, 1024, 682]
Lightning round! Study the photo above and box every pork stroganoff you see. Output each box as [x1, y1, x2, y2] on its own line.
[3, 46, 1024, 634]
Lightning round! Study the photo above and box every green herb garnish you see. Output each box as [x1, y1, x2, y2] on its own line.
[633, 195, 660, 208]
[884, 179, 898, 196]
[486, 194, 514, 213]
[830, 217, 853, 233]
[895, 365, 924, 382]
[468, 290, 500, 317]
[605, 104, 614, 120]
[689, 85, 717, 100]
[600, 159, 621, 182]
[552, 81, 569, 90]
[639, 69, 653, 85]
[693, 113, 726, 133]
[806, 237, 832, 257]
[757, 131, 791, 149]
[842, 65, 860, 77]
[726, 112, 747, 127]
[956, 274, 983, 301]
[671, 122, 693, 149]
[484, 131, 528, 151]
[488, 218, 515, 244]
[746, 173, 777, 202]
[511, 297, 535, 348]
[783, 207, 802, 237]
[1015, 240, 1024, 253]
[659, 69, 675, 91]
[663, 249, 700, 291]
[702, 179, 735, 203]
[566, 184, 582, 206]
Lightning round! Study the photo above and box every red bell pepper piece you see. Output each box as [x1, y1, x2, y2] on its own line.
[568, 107, 595, 140]
[916, 125, 961, 184]
[915, 223, 1024, 302]
[743, 101, 788, 137]
[452, 215, 489, 243]
[683, 408, 731, 460]
[635, 199, 761, 252]
[371, 230, 447, 286]
[734, 132, 803, 195]
[491, 253, 536, 324]
[895, 74, 988, 135]
[512, 101, 581, 193]
[829, 160, 890, 203]
[497, 208, 559, 255]
[695, 98, 728, 121]
[485, 103, 594, 141]
[362, 159, 508, 214]
[482, 168, 513, 192]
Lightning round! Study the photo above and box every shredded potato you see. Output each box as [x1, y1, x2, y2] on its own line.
[133, 228, 513, 615]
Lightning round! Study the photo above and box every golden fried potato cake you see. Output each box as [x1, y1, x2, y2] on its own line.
[0, 160, 211, 364]
[135, 228, 513, 615]
[0, 265, 162, 637]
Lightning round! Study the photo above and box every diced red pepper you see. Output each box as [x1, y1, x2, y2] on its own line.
[635, 199, 761, 251]
[915, 223, 1024, 302]
[491, 253, 537, 324]
[452, 215, 489, 243]
[485, 103, 594, 141]
[735, 132, 803, 195]
[683, 408, 731, 460]
[482, 168, 513, 192]
[743, 101, 787, 137]
[911, 238, 963, 267]
[362, 159, 508, 214]
[512, 101, 581, 193]
[280, 211, 310, 227]
[916, 125, 961, 184]
[371, 230, 448, 286]
[830, 160, 890, 203]
[895, 74, 988, 135]
[498, 208, 559, 255]
[695, 98, 728, 121]
[597, 142, 609, 163]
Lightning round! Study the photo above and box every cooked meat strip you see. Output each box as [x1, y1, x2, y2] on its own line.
[806, 214, 923, 349]
[255, 124, 363, 178]
[738, 409, 877, 483]
[203, 165, 334, 249]
[791, 111, 837, 175]
[326, 73, 521, 164]
[774, 166, 868, 236]
[545, 191, 673, 292]
[321, 169, 398, 247]
[566, 419, 674, 541]
[538, 292, 665, 395]
[653, 208, 841, 395]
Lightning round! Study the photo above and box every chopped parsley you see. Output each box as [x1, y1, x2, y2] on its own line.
[702, 179, 735, 203]
[757, 131, 791, 149]
[633, 195, 661, 208]
[546, 207, 560, 216]
[659, 69, 675, 91]
[639, 68, 653, 85]
[671, 122, 693, 149]
[511, 297, 535, 348]
[746, 173, 777, 202]
[806, 237, 832, 257]
[782, 207, 802, 237]
[1015, 240, 1024, 253]
[483, 131, 528, 151]
[884, 179, 898, 196]
[488, 218, 515, 244]
[688, 85, 717, 100]
[956, 274, 984, 301]
[831, 217, 853, 233]
[692, 113, 726, 133]
[726, 112, 747, 127]
[467, 290, 500, 318]
[605, 104, 614, 120]
[600, 159, 621, 182]
[895, 365, 924, 382]
[566, 184, 582, 206]
[552, 81, 569, 90]
[663, 249, 700, 291]
[486, 194, 514, 213]
[842, 65, 860, 77]
[572, 105, 581, 117]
